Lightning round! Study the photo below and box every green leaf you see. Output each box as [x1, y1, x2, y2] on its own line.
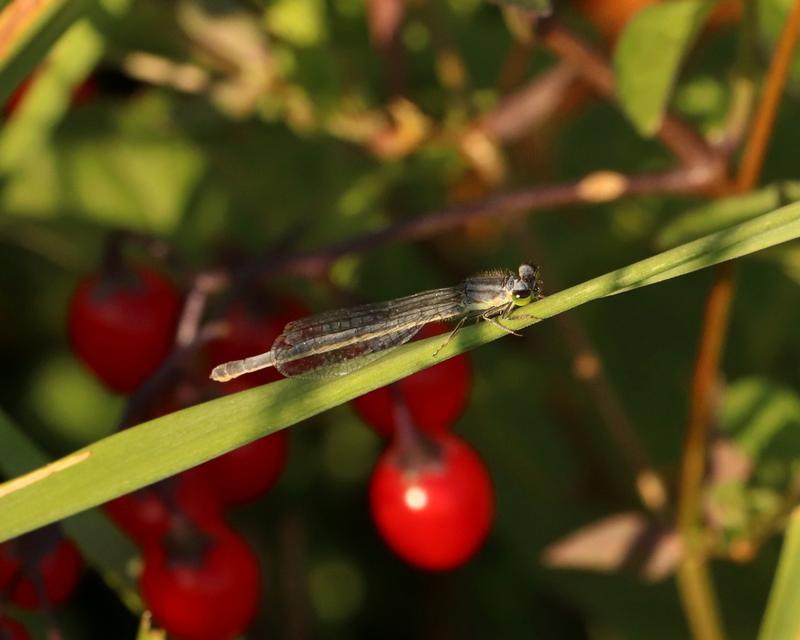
[2, 199, 800, 542]
[0, 0, 92, 104]
[2, 125, 205, 234]
[0, 0, 132, 177]
[720, 378, 800, 460]
[266, 0, 327, 47]
[0, 410, 140, 609]
[656, 182, 800, 249]
[614, 0, 716, 137]
[758, 507, 800, 640]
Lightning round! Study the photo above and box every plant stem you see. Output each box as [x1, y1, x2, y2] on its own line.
[736, 0, 800, 192]
[675, 2, 800, 638]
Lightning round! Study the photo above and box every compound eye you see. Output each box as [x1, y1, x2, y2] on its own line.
[513, 288, 531, 301]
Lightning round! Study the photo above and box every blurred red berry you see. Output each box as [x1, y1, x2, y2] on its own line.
[69, 76, 97, 107]
[67, 266, 181, 393]
[103, 470, 223, 546]
[0, 532, 82, 609]
[197, 429, 289, 507]
[352, 323, 472, 438]
[370, 434, 494, 570]
[0, 617, 30, 640]
[140, 523, 260, 640]
[206, 296, 308, 387]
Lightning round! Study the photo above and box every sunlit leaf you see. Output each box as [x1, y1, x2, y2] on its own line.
[615, 0, 716, 136]
[758, 507, 800, 640]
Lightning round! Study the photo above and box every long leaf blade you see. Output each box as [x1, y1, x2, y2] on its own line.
[758, 507, 800, 640]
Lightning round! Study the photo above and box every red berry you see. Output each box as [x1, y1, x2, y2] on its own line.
[0, 533, 82, 609]
[197, 429, 289, 507]
[352, 323, 472, 438]
[369, 434, 494, 570]
[67, 266, 181, 393]
[69, 76, 97, 107]
[140, 524, 260, 640]
[0, 617, 31, 640]
[103, 470, 223, 546]
[206, 297, 308, 387]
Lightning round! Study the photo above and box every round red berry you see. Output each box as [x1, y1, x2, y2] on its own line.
[103, 470, 223, 546]
[197, 429, 289, 507]
[369, 434, 494, 570]
[206, 296, 308, 387]
[352, 323, 472, 438]
[0, 617, 31, 640]
[0, 534, 82, 609]
[67, 266, 181, 393]
[140, 524, 260, 640]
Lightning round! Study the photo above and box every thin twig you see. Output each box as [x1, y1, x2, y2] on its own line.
[237, 166, 712, 284]
[366, 0, 407, 97]
[119, 322, 226, 429]
[175, 272, 227, 347]
[479, 62, 579, 142]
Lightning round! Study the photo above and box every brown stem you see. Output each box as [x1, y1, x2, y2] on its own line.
[674, 2, 800, 637]
[118, 322, 225, 429]
[366, 0, 407, 97]
[677, 263, 735, 536]
[675, 264, 734, 640]
[480, 62, 579, 142]
[238, 166, 711, 284]
[735, 0, 800, 191]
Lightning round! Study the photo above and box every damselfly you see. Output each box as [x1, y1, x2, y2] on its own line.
[210, 264, 543, 381]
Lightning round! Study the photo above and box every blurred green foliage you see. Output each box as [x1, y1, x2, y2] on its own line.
[2, 0, 800, 638]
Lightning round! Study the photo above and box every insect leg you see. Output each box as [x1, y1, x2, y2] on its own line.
[483, 306, 522, 337]
[432, 315, 469, 357]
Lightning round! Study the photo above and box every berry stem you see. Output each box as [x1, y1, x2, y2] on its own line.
[390, 385, 441, 472]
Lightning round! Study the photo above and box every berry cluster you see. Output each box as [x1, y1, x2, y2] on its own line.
[11, 231, 495, 637]
[65, 261, 305, 639]
[0, 526, 82, 639]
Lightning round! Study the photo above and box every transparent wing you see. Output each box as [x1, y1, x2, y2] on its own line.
[274, 325, 422, 377]
[272, 287, 464, 377]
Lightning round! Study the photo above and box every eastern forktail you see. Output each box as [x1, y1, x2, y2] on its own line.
[210, 263, 543, 381]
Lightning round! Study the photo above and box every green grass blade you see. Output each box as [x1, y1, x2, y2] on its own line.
[0, 0, 93, 104]
[1, 200, 800, 542]
[0, 410, 141, 607]
[656, 182, 800, 249]
[0, 0, 132, 176]
[758, 507, 800, 640]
